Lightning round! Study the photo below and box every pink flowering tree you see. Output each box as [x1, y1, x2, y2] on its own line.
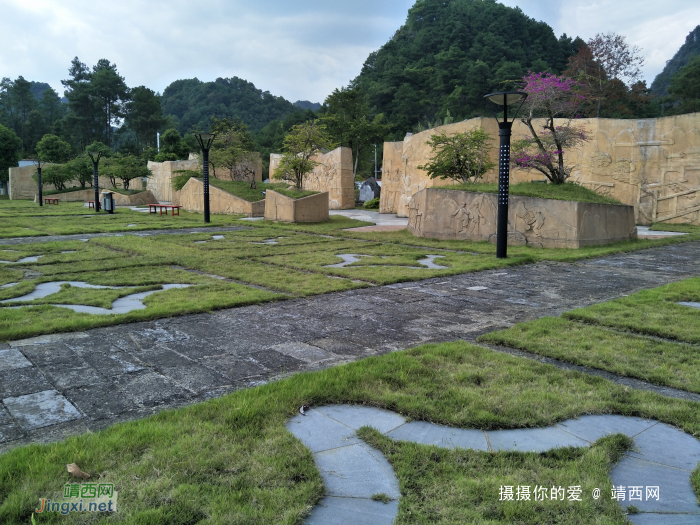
[513, 72, 588, 184]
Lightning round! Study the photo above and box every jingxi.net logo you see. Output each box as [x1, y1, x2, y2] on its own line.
[35, 483, 118, 515]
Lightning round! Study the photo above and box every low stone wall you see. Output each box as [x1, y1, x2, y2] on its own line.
[408, 188, 637, 249]
[382, 113, 700, 225]
[269, 147, 354, 210]
[35, 189, 156, 206]
[264, 190, 329, 223]
[178, 178, 265, 217]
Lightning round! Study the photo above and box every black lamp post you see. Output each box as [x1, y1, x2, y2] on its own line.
[87, 150, 103, 212]
[194, 132, 216, 223]
[33, 158, 44, 206]
[483, 91, 528, 258]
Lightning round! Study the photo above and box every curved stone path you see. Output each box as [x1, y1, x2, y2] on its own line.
[287, 405, 700, 524]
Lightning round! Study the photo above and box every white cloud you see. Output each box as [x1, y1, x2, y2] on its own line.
[0, 0, 695, 105]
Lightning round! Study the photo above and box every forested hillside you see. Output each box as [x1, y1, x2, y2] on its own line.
[354, 0, 582, 136]
[651, 26, 700, 97]
[161, 77, 300, 134]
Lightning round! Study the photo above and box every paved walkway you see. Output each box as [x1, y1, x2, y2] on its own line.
[288, 405, 700, 524]
[1, 241, 699, 454]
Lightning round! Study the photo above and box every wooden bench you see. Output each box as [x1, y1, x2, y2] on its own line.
[148, 204, 182, 216]
[44, 198, 60, 205]
[87, 200, 101, 210]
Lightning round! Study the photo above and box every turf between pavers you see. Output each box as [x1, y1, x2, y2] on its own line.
[1, 200, 699, 343]
[1, 341, 699, 524]
[479, 278, 700, 393]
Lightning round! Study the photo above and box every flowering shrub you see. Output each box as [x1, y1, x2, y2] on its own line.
[514, 72, 588, 184]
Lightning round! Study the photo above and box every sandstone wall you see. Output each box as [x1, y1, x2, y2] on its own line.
[264, 190, 329, 223]
[9, 164, 129, 200]
[409, 188, 637, 249]
[381, 114, 700, 225]
[147, 159, 199, 203]
[269, 147, 354, 210]
[178, 178, 264, 217]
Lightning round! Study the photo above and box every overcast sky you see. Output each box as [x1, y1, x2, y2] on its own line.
[0, 0, 698, 104]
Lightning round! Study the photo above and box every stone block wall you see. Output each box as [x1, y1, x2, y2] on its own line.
[269, 147, 354, 210]
[381, 113, 700, 225]
[409, 188, 637, 249]
[9, 164, 129, 200]
[146, 159, 199, 203]
[264, 190, 329, 223]
[178, 178, 265, 217]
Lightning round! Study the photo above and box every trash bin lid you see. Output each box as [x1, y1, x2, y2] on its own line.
[100, 190, 115, 195]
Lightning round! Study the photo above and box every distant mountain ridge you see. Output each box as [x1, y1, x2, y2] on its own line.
[651, 26, 700, 96]
[160, 76, 303, 134]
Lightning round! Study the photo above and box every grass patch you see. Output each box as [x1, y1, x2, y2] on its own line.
[209, 179, 289, 202]
[272, 188, 319, 199]
[479, 316, 700, 393]
[359, 426, 632, 523]
[649, 223, 700, 234]
[433, 181, 622, 205]
[563, 278, 700, 344]
[1, 341, 700, 524]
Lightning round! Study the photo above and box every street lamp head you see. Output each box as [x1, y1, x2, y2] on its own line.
[194, 132, 216, 152]
[483, 91, 528, 126]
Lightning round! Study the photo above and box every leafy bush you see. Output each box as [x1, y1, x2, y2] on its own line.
[363, 197, 380, 209]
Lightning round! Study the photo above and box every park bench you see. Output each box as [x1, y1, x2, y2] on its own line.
[86, 200, 100, 210]
[148, 204, 182, 216]
[44, 198, 60, 205]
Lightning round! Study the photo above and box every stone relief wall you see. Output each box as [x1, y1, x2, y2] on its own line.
[268, 147, 354, 210]
[409, 188, 637, 249]
[264, 190, 330, 223]
[382, 113, 700, 225]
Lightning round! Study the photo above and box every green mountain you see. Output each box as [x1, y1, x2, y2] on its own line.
[651, 26, 700, 97]
[161, 77, 301, 134]
[354, 0, 581, 136]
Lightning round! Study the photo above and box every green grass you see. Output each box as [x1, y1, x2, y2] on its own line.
[272, 188, 319, 199]
[479, 316, 700, 393]
[360, 427, 632, 523]
[433, 181, 623, 205]
[2, 341, 699, 524]
[563, 278, 700, 344]
[649, 223, 700, 234]
[208, 179, 289, 202]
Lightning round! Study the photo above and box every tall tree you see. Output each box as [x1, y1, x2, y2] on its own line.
[91, 59, 129, 147]
[10, 76, 37, 150]
[320, 85, 389, 176]
[125, 86, 167, 149]
[62, 57, 98, 148]
[0, 124, 21, 186]
[565, 34, 646, 118]
[39, 88, 66, 127]
[273, 121, 336, 189]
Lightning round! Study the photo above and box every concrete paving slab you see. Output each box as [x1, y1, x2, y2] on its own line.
[628, 423, 700, 471]
[388, 421, 489, 451]
[0, 348, 33, 371]
[556, 415, 658, 443]
[304, 496, 398, 525]
[316, 404, 406, 434]
[678, 302, 700, 310]
[629, 513, 700, 524]
[40, 365, 105, 390]
[0, 367, 53, 398]
[4, 390, 82, 430]
[287, 409, 360, 453]
[610, 456, 699, 514]
[314, 443, 400, 499]
[268, 342, 336, 364]
[487, 426, 590, 452]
